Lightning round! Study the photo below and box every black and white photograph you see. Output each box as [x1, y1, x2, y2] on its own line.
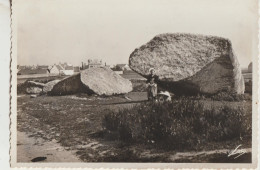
[10, 0, 258, 168]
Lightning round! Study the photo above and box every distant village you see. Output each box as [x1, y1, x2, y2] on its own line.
[17, 59, 144, 80]
[17, 59, 252, 87]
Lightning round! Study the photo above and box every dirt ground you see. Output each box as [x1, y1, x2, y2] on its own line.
[17, 131, 80, 162]
[17, 92, 252, 162]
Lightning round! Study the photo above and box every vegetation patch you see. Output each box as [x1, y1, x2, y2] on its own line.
[103, 98, 251, 150]
[209, 91, 251, 101]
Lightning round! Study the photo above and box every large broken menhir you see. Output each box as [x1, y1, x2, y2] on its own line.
[17, 80, 61, 95]
[129, 33, 245, 95]
[50, 67, 133, 96]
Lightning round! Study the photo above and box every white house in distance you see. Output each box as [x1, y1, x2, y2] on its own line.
[81, 59, 110, 70]
[111, 64, 131, 75]
[48, 63, 74, 76]
[60, 65, 74, 76]
[48, 64, 63, 75]
[87, 59, 103, 68]
[116, 64, 131, 71]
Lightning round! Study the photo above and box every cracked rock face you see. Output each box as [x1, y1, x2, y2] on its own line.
[50, 67, 132, 96]
[129, 33, 244, 95]
[49, 74, 87, 95]
[80, 67, 133, 95]
[43, 80, 60, 94]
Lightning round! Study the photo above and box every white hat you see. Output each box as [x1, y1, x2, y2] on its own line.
[149, 68, 155, 73]
[158, 91, 171, 97]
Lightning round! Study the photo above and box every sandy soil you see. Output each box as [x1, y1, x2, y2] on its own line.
[17, 131, 81, 162]
[17, 130, 251, 163]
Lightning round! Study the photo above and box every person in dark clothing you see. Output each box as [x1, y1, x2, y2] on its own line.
[146, 68, 159, 101]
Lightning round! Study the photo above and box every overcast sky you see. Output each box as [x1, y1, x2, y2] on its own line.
[16, 0, 258, 68]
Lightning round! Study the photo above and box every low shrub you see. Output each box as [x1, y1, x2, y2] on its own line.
[102, 99, 251, 150]
[173, 91, 251, 102]
[210, 91, 251, 101]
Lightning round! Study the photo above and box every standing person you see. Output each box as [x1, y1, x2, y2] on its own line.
[146, 68, 159, 101]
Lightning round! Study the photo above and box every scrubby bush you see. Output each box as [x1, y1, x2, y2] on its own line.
[210, 91, 251, 101]
[173, 91, 251, 102]
[102, 99, 251, 150]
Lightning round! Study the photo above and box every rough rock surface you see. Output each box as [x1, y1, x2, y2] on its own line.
[50, 67, 132, 95]
[43, 80, 60, 94]
[129, 33, 244, 95]
[80, 67, 132, 95]
[49, 74, 89, 95]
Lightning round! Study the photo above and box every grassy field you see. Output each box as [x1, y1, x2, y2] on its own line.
[17, 89, 252, 162]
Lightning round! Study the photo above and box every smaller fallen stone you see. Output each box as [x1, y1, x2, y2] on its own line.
[80, 67, 133, 95]
[50, 67, 133, 96]
[27, 81, 45, 88]
[18, 81, 44, 94]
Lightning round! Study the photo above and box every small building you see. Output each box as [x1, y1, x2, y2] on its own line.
[81, 59, 108, 70]
[88, 59, 102, 68]
[48, 64, 64, 75]
[115, 64, 131, 71]
[74, 66, 80, 73]
[48, 63, 75, 75]
[61, 65, 74, 75]
[17, 65, 26, 70]
[248, 62, 252, 73]
[59, 62, 68, 69]
[81, 62, 87, 70]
